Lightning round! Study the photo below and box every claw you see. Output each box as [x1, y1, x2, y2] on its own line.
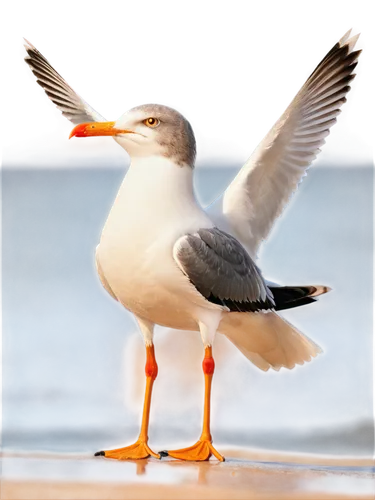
[165, 439, 225, 462]
[97, 439, 160, 460]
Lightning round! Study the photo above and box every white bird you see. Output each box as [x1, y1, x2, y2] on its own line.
[24, 30, 360, 462]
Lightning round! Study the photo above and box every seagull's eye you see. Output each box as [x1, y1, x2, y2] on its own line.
[143, 117, 160, 128]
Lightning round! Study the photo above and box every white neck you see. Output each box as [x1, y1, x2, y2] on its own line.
[121, 155, 196, 209]
[98, 156, 203, 242]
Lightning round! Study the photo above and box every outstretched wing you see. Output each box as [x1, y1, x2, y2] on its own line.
[208, 30, 361, 259]
[173, 227, 275, 312]
[24, 39, 106, 124]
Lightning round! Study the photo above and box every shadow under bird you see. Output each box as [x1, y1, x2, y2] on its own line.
[24, 30, 360, 461]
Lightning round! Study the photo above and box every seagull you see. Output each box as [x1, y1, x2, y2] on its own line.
[24, 30, 360, 462]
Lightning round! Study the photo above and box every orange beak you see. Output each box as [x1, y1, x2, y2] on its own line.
[69, 121, 134, 139]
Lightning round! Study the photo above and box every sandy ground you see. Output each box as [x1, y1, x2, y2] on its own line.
[1, 447, 373, 500]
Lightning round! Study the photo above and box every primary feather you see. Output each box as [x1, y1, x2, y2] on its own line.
[209, 30, 361, 259]
[24, 39, 106, 124]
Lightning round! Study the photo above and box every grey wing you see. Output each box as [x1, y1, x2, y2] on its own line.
[173, 228, 274, 312]
[207, 30, 361, 259]
[21, 36, 107, 127]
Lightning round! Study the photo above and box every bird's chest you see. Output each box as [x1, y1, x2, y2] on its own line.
[99, 202, 182, 292]
[101, 201, 166, 255]
[98, 233, 173, 318]
[96, 165, 213, 323]
[98, 216, 201, 327]
[98, 201, 194, 318]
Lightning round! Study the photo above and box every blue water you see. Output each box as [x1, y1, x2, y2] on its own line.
[2, 165, 373, 456]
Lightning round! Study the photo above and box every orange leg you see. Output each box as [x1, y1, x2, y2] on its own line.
[160, 346, 225, 462]
[95, 345, 160, 460]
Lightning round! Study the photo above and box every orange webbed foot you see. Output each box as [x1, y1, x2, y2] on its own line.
[159, 440, 225, 462]
[95, 439, 160, 460]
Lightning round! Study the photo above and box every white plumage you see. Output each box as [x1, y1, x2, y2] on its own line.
[211, 30, 360, 259]
[24, 31, 360, 373]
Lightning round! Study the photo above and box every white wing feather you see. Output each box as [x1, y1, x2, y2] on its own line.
[210, 30, 361, 259]
[24, 39, 106, 124]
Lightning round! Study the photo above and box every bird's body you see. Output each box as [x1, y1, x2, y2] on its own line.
[97, 155, 217, 331]
[96, 153, 321, 365]
[24, 30, 361, 461]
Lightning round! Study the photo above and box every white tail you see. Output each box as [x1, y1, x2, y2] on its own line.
[219, 311, 322, 371]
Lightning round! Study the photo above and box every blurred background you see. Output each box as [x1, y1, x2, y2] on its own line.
[2, 165, 373, 457]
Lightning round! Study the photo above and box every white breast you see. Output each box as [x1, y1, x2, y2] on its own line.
[97, 156, 216, 328]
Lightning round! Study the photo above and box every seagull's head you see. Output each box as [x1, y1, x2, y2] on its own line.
[69, 104, 196, 167]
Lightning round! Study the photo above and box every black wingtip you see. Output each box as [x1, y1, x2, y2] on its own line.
[158, 450, 169, 458]
[94, 451, 105, 457]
